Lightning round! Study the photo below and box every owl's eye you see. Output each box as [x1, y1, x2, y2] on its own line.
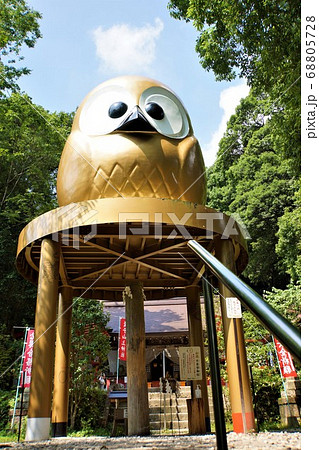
[109, 102, 128, 119]
[79, 85, 134, 136]
[140, 87, 189, 139]
[145, 102, 164, 120]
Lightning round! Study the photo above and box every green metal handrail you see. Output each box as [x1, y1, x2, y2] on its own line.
[187, 240, 301, 361]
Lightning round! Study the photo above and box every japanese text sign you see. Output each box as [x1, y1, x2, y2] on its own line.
[226, 297, 242, 318]
[179, 346, 202, 380]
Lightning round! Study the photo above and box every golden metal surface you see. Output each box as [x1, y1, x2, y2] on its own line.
[52, 287, 73, 426]
[56, 76, 206, 206]
[16, 198, 248, 301]
[27, 239, 60, 419]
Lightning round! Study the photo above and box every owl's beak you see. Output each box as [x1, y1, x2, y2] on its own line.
[115, 106, 156, 134]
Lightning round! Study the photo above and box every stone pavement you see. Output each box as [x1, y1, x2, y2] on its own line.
[4, 432, 301, 449]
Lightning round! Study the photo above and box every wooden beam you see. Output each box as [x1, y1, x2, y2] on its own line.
[71, 278, 187, 288]
[72, 239, 187, 281]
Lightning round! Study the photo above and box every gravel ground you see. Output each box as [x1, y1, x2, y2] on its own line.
[2, 432, 301, 449]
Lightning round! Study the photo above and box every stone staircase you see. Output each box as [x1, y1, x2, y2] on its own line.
[9, 390, 30, 426]
[148, 386, 191, 434]
[148, 385, 221, 434]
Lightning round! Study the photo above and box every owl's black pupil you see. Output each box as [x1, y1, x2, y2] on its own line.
[145, 102, 164, 120]
[108, 102, 128, 119]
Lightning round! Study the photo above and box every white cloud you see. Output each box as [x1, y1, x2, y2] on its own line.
[202, 82, 250, 167]
[92, 18, 164, 74]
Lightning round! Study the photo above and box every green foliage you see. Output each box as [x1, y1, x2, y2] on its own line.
[0, 389, 16, 429]
[242, 310, 281, 424]
[207, 92, 299, 291]
[169, 1, 301, 292]
[264, 283, 301, 329]
[69, 298, 111, 430]
[168, 0, 300, 90]
[0, 93, 73, 333]
[0, 325, 22, 390]
[242, 282, 301, 424]
[168, 0, 301, 171]
[0, 0, 41, 91]
[276, 188, 301, 283]
[0, 93, 72, 220]
[69, 388, 109, 432]
[255, 385, 280, 424]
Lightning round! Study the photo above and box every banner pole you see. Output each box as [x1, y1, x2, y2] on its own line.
[17, 371, 25, 442]
[11, 327, 29, 430]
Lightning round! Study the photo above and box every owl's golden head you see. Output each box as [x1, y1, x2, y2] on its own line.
[57, 76, 206, 206]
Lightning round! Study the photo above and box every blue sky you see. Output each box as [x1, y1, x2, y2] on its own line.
[19, 0, 249, 166]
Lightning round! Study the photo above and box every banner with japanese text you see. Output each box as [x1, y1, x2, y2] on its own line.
[19, 329, 34, 388]
[274, 337, 297, 378]
[118, 318, 126, 361]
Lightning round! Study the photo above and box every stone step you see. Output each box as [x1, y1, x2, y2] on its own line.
[149, 402, 214, 412]
[148, 396, 191, 403]
[149, 406, 188, 414]
[148, 397, 187, 407]
[150, 421, 189, 431]
[150, 412, 188, 422]
[148, 398, 214, 409]
[149, 404, 188, 411]
[9, 408, 28, 418]
[148, 386, 191, 393]
[148, 392, 191, 400]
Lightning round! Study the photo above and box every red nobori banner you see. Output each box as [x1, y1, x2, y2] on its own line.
[20, 329, 34, 388]
[274, 338, 297, 378]
[119, 318, 127, 361]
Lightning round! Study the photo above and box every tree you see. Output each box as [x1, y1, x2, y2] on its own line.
[242, 284, 301, 425]
[69, 298, 111, 430]
[0, 324, 22, 390]
[207, 92, 298, 291]
[168, 0, 301, 172]
[0, 93, 73, 332]
[0, 0, 41, 92]
[169, 1, 301, 426]
[206, 91, 266, 213]
[205, 89, 301, 426]
[276, 187, 301, 284]
[168, 0, 300, 90]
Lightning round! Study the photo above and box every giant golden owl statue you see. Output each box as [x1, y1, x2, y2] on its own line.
[57, 76, 206, 206]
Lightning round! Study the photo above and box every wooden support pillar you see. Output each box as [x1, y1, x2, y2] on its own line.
[187, 398, 206, 435]
[215, 238, 255, 433]
[185, 285, 211, 432]
[25, 238, 60, 441]
[52, 286, 73, 437]
[124, 282, 150, 436]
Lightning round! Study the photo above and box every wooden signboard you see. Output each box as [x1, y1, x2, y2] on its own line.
[179, 346, 202, 380]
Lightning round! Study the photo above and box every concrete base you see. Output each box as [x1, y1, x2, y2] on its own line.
[25, 417, 51, 441]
